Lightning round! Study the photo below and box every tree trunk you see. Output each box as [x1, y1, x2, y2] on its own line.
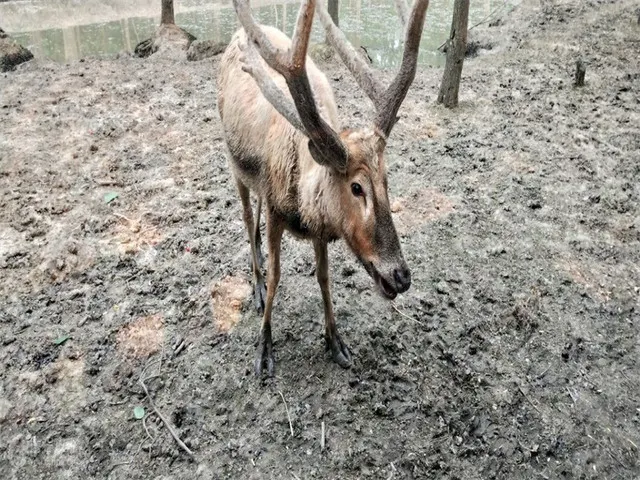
[437, 0, 469, 108]
[328, 0, 339, 27]
[161, 0, 175, 25]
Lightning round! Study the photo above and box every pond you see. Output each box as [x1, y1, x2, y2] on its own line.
[2, 0, 515, 68]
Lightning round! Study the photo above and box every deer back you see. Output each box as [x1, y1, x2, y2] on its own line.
[217, 26, 340, 212]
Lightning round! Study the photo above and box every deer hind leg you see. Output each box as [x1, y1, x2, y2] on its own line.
[255, 207, 284, 377]
[236, 178, 266, 314]
[253, 196, 264, 270]
[313, 239, 352, 368]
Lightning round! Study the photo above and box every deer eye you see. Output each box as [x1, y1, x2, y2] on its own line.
[351, 183, 363, 197]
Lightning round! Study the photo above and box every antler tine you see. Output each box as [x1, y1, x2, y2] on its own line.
[375, 0, 429, 139]
[290, 0, 314, 74]
[317, 0, 429, 141]
[233, 0, 285, 73]
[233, 0, 348, 172]
[239, 43, 305, 133]
[316, 2, 385, 108]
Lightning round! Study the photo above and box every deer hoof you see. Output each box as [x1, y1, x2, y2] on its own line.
[254, 349, 275, 377]
[254, 279, 267, 315]
[254, 328, 275, 377]
[326, 333, 352, 369]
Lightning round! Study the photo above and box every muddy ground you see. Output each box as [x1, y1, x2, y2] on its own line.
[1, 1, 639, 478]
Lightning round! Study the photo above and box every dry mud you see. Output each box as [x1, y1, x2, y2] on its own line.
[1, 1, 639, 479]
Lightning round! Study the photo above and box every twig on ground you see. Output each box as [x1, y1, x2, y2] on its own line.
[94, 178, 124, 187]
[112, 213, 136, 224]
[321, 421, 326, 451]
[142, 414, 155, 441]
[391, 302, 423, 325]
[518, 384, 542, 415]
[140, 358, 162, 380]
[139, 376, 194, 458]
[535, 365, 551, 379]
[623, 436, 638, 450]
[587, 434, 629, 470]
[278, 391, 294, 437]
[566, 386, 577, 404]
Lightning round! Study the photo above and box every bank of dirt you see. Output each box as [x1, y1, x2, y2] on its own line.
[1, 1, 638, 478]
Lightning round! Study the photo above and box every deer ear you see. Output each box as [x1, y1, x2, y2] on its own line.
[308, 139, 348, 174]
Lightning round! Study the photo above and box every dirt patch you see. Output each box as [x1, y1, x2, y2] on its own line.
[109, 212, 163, 255]
[1, 1, 639, 479]
[210, 276, 252, 333]
[393, 188, 456, 234]
[116, 314, 164, 359]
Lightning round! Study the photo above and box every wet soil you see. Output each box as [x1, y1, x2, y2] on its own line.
[1, 1, 639, 478]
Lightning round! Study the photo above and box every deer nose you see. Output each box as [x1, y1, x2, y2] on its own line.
[393, 266, 411, 293]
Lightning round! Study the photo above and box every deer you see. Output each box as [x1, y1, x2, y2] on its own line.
[217, 0, 430, 376]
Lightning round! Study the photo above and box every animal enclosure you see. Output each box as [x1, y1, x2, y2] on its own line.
[0, 0, 638, 478]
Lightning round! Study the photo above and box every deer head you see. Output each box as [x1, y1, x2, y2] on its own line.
[233, 0, 430, 299]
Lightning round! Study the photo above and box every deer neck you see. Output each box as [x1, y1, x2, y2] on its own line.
[298, 152, 343, 241]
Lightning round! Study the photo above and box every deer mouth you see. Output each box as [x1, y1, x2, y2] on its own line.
[362, 261, 398, 300]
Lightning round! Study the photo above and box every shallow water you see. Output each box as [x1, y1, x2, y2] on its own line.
[3, 0, 513, 67]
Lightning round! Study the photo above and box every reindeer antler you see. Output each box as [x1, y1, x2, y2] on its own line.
[233, 0, 348, 173]
[317, 0, 430, 141]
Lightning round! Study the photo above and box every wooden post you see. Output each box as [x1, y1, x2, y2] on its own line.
[328, 0, 339, 27]
[437, 0, 470, 108]
[161, 0, 175, 25]
[574, 59, 585, 87]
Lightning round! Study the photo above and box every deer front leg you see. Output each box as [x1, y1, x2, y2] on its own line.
[313, 239, 352, 368]
[254, 208, 284, 377]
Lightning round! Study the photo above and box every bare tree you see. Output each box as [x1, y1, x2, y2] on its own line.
[1, 27, 34, 72]
[134, 0, 195, 58]
[437, 0, 469, 108]
[328, 0, 339, 27]
[161, 0, 175, 25]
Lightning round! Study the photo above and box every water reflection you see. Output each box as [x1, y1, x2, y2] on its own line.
[3, 0, 511, 68]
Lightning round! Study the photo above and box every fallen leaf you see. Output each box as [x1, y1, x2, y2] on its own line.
[134, 406, 145, 419]
[54, 335, 71, 346]
[104, 192, 119, 204]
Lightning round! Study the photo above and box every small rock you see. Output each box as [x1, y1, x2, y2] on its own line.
[390, 200, 403, 213]
[373, 403, 389, 417]
[488, 245, 506, 256]
[66, 240, 78, 255]
[435, 281, 449, 295]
